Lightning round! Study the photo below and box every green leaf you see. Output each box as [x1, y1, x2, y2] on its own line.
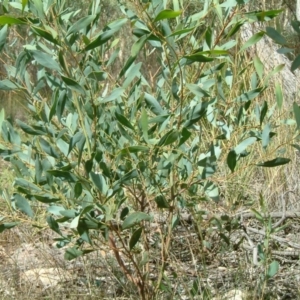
[46, 215, 62, 235]
[64, 247, 83, 261]
[14, 194, 34, 218]
[158, 129, 179, 146]
[0, 16, 27, 25]
[178, 127, 191, 146]
[0, 79, 18, 90]
[90, 172, 108, 195]
[31, 26, 59, 45]
[234, 88, 263, 102]
[47, 170, 77, 182]
[22, 0, 28, 13]
[67, 15, 96, 36]
[154, 9, 181, 22]
[122, 212, 151, 230]
[293, 102, 300, 131]
[61, 76, 86, 95]
[74, 182, 82, 198]
[260, 101, 268, 125]
[87, 71, 107, 81]
[14, 178, 41, 192]
[227, 150, 237, 173]
[256, 157, 290, 167]
[84, 28, 120, 51]
[101, 88, 124, 103]
[267, 261, 279, 278]
[131, 35, 148, 57]
[239, 32, 265, 52]
[140, 108, 149, 142]
[253, 56, 263, 80]
[235, 137, 257, 154]
[251, 208, 264, 223]
[262, 124, 271, 149]
[16, 120, 44, 135]
[30, 50, 61, 72]
[39, 137, 59, 158]
[0, 25, 8, 52]
[204, 181, 219, 202]
[115, 112, 134, 130]
[33, 194, 60, 203]
[265, 27, 286, 45]
[154, 195, 169, 208]
[129, 227, 143, 250]
[144, 93, 165, 115]
[0, 222, 19, 233]
[275, 83, 283, 110]
[291, 54, 300, 72]
[245, 9, 283, 22]
[120, 146, 149, 155]
[184, 53, 214, 62]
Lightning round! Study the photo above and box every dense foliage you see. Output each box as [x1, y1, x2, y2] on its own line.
[0, 0, 300, 298]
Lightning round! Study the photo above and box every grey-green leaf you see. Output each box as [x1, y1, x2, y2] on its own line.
[122, 212, 151, 230]
[14, 194, 34, 218]
[129, 227, 143, 250]
[256, 157, 290, 167]
[30, 50, 61, 72]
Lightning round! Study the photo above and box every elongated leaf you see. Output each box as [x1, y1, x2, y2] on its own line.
[253, 56, 263, 80]
[90, 172, 108, 195]
[256, 157, 290, 167]
[16, 120, 44, 135]
[275, 83, 283, 110]
[46, 215, 62, 235]
[61, 76, 85, 95]
[131, 35, 148, 57]
[140, 108, 149, 142]
[267, 261, 279, 278]
[39, 138, 59, 158]
[235, 137, 257, 154]
[67, 15, 96, 36]
[47, 170, 77, 182]
[158, 129, 179, 146]
[64, 247, 83, 260]
[120, 146, 149, 155]
[14, 194, 34, 218]
[262, 124, 271, 149]
[115, 112, 134, 130]
[227, 150, 237, 173]
[240, 32, 265, 52]
[101, 88, 124, 103]
[84, 28, 118, 51]
[14, 178, 41, 192]
[30, 50, 61, 72]
[184, 53, 214, 62]
[31, 26, 59, 45]
[87, 71, 107, 81]
[0, 25, 8, 52]
[154, 9, 181, 22]
[293, 102, 300, 131]
[0, 16, 26, 25]
[234, 88, 263, 102]
[122, 212, 151, 230]
[129, 227, 143, 250]
[291, 54, 300, 72]
[33, 194, 60, 203]
[0, 79, 18, 90]
[144, 93, 164, 115]
[0, 222, 19, 233]
[204, 181, 219, 202]
[154, 195, 169, 208]
[266, 27, 286, 45]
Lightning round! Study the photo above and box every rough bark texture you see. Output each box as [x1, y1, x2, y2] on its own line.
[241, 23, 300, 103]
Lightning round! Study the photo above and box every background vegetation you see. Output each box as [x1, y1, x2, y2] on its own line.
[0, 0, 300, 299]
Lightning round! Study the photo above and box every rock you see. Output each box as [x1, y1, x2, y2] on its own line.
[20, 267, 71, 289]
